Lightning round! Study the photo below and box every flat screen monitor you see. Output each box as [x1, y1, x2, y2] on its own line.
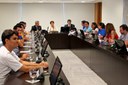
[80, 29, 85, 39]
[60, 27, 70, 33]
[50, 57, 62, 85]
[41, 40, 48, 57]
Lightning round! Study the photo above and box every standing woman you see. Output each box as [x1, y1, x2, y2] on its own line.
[105, 23, 118, 43]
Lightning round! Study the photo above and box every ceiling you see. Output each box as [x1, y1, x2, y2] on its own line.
[0, 0, 102, 3]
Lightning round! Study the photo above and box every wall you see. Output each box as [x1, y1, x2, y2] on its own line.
[0, 3, 94, 36]
[102, 0, 123, 35]
[123, 0, 128, 25]
[0, 4, 21, 38]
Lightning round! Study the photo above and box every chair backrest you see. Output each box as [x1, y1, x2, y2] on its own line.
[41, 30, 48, 35]
[115, 39, 127, 54]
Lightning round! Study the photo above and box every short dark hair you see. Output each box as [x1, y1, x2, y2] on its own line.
[92, 22, 98, 29]
[13, 23, 22, 30]
[67, 19, 71, 22]
[20, 21, 26, 29]
[81, 20, 86, 24]
[50, 21, 54, 24]
[20, 21, 26, 25]
[98, 22, 105, 29]
[120, 24, 128, 31]
[81, 20, 89, 25]
[2, 29, 18, 45]
[85, 21, 89, 25]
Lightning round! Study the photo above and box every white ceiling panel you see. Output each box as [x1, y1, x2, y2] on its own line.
[0, 0, 102, 3]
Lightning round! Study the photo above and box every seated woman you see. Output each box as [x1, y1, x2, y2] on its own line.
[48, 21, 58, 33]
[97, 22, 106, 40]
[105, 23, 118, 44]
[91, 22, 98, 34]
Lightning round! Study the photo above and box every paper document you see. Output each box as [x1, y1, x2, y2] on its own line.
[20, 50, 31, 53]
[24, 42, 32, 44]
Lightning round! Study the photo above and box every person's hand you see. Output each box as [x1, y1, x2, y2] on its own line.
[104, 37, 108, 42]
[21, 53, 29, 60]
[40, 62, 49, 68]
[84, 32, 89, 35]
[98, 35, 103, 39]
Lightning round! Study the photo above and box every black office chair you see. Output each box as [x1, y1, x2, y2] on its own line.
[114, 39, 127, 54]
[41, 30, 48, 35]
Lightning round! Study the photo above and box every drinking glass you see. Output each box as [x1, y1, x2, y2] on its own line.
[26, 69, 40, 83]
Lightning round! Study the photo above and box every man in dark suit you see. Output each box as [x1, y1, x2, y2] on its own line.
[31, 21, 42, 32]
[64, 19, 75, 30]
[63, 19, 77, 35]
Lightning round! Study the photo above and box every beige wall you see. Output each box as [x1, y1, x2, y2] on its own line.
[0, 3, 94, 36]
[102, 0, 123, 36]
[123, 0, 128, 25]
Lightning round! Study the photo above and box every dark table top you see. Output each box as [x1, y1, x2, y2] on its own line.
[4, 45, 70, 85]
[45, 33, 128, 85]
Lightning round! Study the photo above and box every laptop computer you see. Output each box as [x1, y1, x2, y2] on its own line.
[80, 29, 85, 39]
[49, 57, 63, 85]
[41, 40, 49, 57]
[60, 27, 70, 33]
[37, 57, 62, 85]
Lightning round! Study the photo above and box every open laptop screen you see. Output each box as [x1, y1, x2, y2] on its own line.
[80, 29, 85, 39]
[60, 27, 70, 33]
[50, 57, 62, 85]
[41, 40, 48, 57]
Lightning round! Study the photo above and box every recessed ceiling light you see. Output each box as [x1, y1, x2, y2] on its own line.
[81, 1, 86, 3]
[38, 0, 44, 3]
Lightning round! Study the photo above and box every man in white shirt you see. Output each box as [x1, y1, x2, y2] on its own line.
[0, 29, 48, 85]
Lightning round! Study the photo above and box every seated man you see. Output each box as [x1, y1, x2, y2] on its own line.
[64, 19, 75, 31]
[81, 20, 92, 38]
[31, 21, 42, 32]
[119, 24, 128, 47]
[81, 20, 92, 37]
[0, 29, 48, 85]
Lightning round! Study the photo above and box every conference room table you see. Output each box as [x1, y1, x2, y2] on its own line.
[4, 43, 70, 85]
[45, 33, 128, 85]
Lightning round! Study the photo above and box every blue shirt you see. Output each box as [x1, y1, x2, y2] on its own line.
[83, 26, 92, 33]
[98, 29, 106, 37]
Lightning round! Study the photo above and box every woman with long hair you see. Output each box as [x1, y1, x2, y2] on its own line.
[105, 23, 118, 43]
